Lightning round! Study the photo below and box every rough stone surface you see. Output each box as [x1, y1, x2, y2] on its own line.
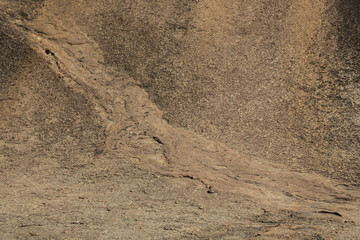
[38, 0, 360, 183]
[0, 1, 359, 239]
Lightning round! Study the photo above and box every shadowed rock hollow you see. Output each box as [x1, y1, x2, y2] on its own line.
[0, 0, 359, 239]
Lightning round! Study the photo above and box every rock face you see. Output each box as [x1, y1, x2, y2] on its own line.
[40, 0, 359, 182]
[0, 0, 359, 239]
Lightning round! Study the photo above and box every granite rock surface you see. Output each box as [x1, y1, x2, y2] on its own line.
[0, 0, 359, 239]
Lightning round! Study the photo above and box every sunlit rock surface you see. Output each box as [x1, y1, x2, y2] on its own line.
[0, 0, 359, 239]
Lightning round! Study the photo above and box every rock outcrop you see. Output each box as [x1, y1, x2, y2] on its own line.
[0, 1, 359, 239]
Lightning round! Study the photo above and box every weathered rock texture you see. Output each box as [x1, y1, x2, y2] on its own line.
[0, 0, 359, 239]
[61, 0, 358, 183]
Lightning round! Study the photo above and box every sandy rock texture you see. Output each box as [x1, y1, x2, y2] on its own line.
[0, 0, 359, 239]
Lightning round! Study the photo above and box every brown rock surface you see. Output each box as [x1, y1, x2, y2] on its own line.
[0, 0, 359, 239]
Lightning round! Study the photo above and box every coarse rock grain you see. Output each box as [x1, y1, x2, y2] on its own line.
[0, 1, 359, 239]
